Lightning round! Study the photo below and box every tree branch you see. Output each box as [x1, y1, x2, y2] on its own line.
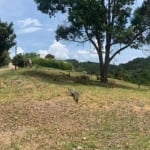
[109, 43, 132, 62]
[84, 26, 99, 52]
[109, 31, 145, 62]
[66, 38, 89, 43]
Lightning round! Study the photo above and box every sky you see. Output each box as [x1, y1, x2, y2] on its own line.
[0, 0, 149, 64]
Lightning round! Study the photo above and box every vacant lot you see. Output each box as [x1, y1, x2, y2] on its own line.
[0, 68, 150, 150]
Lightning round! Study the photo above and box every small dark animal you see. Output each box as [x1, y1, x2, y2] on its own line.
[68, 88, 79, 104]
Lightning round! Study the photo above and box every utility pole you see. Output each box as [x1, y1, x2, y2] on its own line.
[15, 42, 17, 70]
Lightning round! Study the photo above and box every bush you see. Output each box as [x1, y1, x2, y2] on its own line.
[12, 54, 28, 68]
[45, 54, 55, 59]
[33, 58, 72, 70]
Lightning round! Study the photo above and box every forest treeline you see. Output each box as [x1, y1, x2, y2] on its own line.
[2, 52, 149, 85]
[67, 57, 150, 85]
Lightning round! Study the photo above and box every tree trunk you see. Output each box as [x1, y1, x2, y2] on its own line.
[100, 63, 109, 83]
[98, 53, 109, 84]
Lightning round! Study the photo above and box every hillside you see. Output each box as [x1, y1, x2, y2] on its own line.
[67, 56, 150, 85]
[117, 57, 150, 85]
[120, 57, 150, 71]
[0, 68, 150, 149]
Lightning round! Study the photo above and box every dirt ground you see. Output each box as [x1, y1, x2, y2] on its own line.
[0, 98, 90, 149]
[0, 63, 15, 72]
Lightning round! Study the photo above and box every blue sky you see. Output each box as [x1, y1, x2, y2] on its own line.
[0, 0, 149, 64]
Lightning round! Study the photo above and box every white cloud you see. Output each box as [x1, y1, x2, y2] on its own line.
[47, 28, 55, 32]
[36, 41, 98, 61]
[17, 47, 24, 54]
[9, 42, 98, 63]
[37, 41, 70, 60]
[38, 50, 48, 58]
[17, 18, 42, 34]
[49, 40, 70, 60]
[72, 50, 98, 62]
[18, 18, 42, 27]
[9, 47, 24, 58]
[17, 27, 41, 34]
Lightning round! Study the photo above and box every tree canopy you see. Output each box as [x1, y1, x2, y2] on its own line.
[45, 54, 55, 59]
[34, 0, 150, 83]
[0, 20, 16, 66]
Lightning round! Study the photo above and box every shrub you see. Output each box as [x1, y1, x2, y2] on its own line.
[12, 54, 28, 68]
[33, 58, 72, 70]
[45, 54, 55, 59]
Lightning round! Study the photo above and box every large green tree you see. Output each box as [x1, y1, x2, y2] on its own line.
[0, 20, 16, 66]
[34, 0, 150, 83]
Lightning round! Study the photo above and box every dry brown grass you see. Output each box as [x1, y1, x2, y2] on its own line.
[0, 68, 150, 150]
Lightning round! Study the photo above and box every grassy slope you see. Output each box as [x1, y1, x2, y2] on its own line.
[0, 67, 150, 150]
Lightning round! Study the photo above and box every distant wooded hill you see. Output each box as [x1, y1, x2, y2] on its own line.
[66, 57, 150, 85]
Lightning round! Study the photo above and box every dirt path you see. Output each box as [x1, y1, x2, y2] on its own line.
[0, 63, 15, 72]
[0, 68, 10, 72]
